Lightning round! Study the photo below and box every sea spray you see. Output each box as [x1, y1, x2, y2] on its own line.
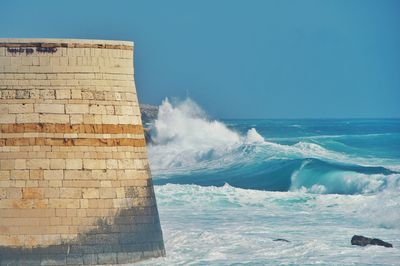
[245, 128, 265, 143]
[148, 98, 400, 195]
[151, 98, 241, 146]
[149, 98, 246, 171]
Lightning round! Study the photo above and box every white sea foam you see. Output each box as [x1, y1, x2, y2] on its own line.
[291, 166, 400, 194]
[149, 98, 399, 174]
[151, 98, 241, 147]
[148, 98, 246, 173]
[245, 127, 265, 143]
[289, 143, 400, 194]
[137, 184, 400, 265]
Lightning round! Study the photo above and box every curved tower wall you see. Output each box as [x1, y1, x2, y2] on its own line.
[0, 39, 164, 265]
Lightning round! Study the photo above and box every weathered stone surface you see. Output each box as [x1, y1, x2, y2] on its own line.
[97, 252, 117, 264]
[0, 39, 165, 264]
[66, 254, 83, 265]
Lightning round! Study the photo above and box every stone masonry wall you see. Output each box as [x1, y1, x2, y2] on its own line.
[0, 39, 165, 265]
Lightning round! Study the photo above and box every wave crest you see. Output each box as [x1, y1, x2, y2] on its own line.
[148, 98, 247, 172]
[148, 98, 400, 195]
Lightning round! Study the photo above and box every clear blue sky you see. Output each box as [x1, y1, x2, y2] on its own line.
[1, 0, 399, 119]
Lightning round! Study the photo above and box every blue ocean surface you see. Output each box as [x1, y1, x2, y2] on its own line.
[140, 99, 400, 265]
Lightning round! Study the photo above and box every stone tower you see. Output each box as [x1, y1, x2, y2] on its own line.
[0, 39, 165, 265]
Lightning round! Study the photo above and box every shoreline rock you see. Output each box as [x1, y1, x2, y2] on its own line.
[351, 235, 393, 248]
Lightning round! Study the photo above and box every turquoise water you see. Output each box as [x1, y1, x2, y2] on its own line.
[141, 99, 400, 265]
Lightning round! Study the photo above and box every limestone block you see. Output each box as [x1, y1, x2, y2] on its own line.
[14, 159, 26, 169]
[82, 188, 99, 199]
[43, 170, 64, 180]
[8, 104, 34, 114]
[35, 104, 65, 114]
[0, 171, 10, 180]
[39, 89, 56, 99]
[48, 199, 80, 209]
[0, 114, 16, 123]
[50, 159, 65, 169]
[26, 159, 49, 170]
[70, 114, 84, 124]
[11, 170, 30, 180]
[89, 104, 106, 114]
[0, 56, 10, 65]
[0, 104, 8, 114]
[59, 188, 81, 199]
[55, 90, 71, 99]
[39, 114, 69, 123]
[16, 113, 39, 123]
[65, 159, 83, 170]
[29, 170, 43, 180]
[83, 159, 106, 170]
[1, 160, 15, 170]
[66, 104, 89, 114]
[64, 170, 92, 180]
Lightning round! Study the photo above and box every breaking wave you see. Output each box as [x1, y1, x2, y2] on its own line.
[147, 98, 400, 195]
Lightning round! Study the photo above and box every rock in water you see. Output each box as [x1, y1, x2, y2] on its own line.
[273, 239, 290, 242]
[351, 235, 393, 248]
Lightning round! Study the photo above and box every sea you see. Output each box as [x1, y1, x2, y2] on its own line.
[139, 98, 400, 265]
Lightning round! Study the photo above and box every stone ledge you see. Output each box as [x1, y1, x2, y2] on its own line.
[0, 38, 133, 49]
[0, 250, 164, 265]
[0, 124, 143, 134]
[0, 137, 146, 147]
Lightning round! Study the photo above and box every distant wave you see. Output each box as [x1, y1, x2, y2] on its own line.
[148, 98, 400, 195]
[155, 183, 400, 229]
[267, 132, 397, 141]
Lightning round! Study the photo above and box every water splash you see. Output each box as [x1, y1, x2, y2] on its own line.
[148, 98, 257, 172]
[151, 98, 241, 147]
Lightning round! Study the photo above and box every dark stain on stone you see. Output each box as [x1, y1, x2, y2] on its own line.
[15, 90, 30, 99]
[125, 187, 139, 198]
[0, 206, 165, 265]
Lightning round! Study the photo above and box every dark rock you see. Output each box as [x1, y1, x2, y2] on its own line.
[143, 127, 152, 144]
[273, 238, 290, 242]
[140, 104, 158, 144]
[351, 235, 393, 248]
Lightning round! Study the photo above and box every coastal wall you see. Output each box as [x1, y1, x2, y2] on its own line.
[0, 39, 165, 265]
